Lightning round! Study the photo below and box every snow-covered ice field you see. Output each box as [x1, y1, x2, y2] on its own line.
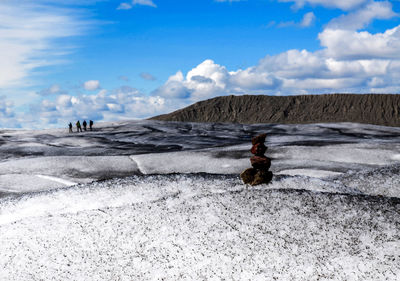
[0, 120, 399, 280]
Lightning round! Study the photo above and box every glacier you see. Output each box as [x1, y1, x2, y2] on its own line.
[0, 121, 399, 280]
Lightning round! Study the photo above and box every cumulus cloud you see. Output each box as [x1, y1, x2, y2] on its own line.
[140, 72, 157, 81]
[153, 71, 192, 99]
[37, 84, 66, 96]
[31, 87, 181, 126]
[5, 0, 400, 129]
[151, 1, 400, 100]
[319, 26, 400, 60]
[0, 96, 21, 128]
[24, 17, 400, 128]
[113, 85, 138, 94]
[83, 80, 101, 91]
[154, 59, 284, 101]
[0, 96, 15, 118]
[155, 19, 400, 100]
[327, 1, 397, 30]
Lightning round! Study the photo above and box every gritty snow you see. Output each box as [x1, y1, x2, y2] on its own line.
[0, 175, 399, 280]
[0, 121, 399, 280]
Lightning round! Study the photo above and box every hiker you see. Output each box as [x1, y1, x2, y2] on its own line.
[82, 120, 87, 131]
[76, 120, 83, 132]
[68, 122, 73, 133]
[89, 120, 94, 131]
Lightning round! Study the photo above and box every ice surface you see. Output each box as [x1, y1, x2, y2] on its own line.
[0, 156, 140, 193]
[36, 175, 76, 186]
[332, 164, 400, 198]
[2, 121, 400, 160]
[131, 142, 400, 177]
[1, 121, 398, 193]
[0, 175, 398, 280]
[131, 150, 249, 174]
[0, 174, 69, 193]
[0, 121, 400, 280]
[275, 169, 343, 178]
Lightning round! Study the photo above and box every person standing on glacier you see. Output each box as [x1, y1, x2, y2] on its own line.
[68, 122, 73, 133]
[82, 120, 87, 131]
[76, 120, 83, 132]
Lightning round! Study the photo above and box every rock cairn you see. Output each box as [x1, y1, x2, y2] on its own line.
[240, 133, 273, 185]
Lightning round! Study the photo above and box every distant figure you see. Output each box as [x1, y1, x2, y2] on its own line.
[76, 120, 83, 132]
[68, 122, 73, 133]
[89, 120, 94, 131]
[82, 120, 87, 131]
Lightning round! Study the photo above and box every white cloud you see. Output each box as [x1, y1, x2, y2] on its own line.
[37, 84, 66, 96]
[20, 15, 400, 128]
[153, 71, 192, 99]
[257, 49, 327, 79]
[0, 96, 21, 128]
[327, 1, 397, 30]
[319, 26, 400, 60]
[114, 85, 138, 94]
[117, 3, 132, 10]
[0, 96, 15, 118]
[279, 0, 369, 11]
[133, 0, 157, 8]
[154, 59, 283, 101]
[31, 86, 181, 127]
[155, 20, 400, 100]
[230, 68, 283, 91]
[272, 12, 316, 28]
[276, 21, 296, 28]
[4, 0, 400, 128]
[83, 80, 101, 91]
[0, 1, 91, 90]
[300, 12, 316, 27]
[151, 1, 400, 99]
[117, 0, 157, 10]
[140, 72, 157, 81]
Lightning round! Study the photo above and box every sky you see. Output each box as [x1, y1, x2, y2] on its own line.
[1, 0, 400, 128]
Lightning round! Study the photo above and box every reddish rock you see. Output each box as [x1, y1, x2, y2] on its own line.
[240, 168, 273, 186]
[251, 133, 267, 145]
[251, 143, 267, 156]
[250, 156, 271, 170]
[241, 133, 273, 185]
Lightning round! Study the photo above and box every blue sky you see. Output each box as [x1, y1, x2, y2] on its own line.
[1, 0, 400, 128]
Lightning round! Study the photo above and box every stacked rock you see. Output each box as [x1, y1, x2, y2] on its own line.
[240, 133, 273, 185]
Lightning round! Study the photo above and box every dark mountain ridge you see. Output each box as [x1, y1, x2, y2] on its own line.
[150, 94, 400, 126]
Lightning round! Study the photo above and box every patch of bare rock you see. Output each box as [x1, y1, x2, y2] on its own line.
[150, 94, 400, 126]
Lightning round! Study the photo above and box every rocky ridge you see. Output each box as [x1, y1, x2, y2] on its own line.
[150, 94, 400, 126]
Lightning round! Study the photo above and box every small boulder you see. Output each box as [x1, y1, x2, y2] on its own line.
[251, 133, 267, 145]
[241, 133, 273, 185]
[252, 170, 273, 186]
[240, 168, 257, 184]
[240, 168, 273, 186]
[251, 142, 267, 156]
[250, 156, 271, 170]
